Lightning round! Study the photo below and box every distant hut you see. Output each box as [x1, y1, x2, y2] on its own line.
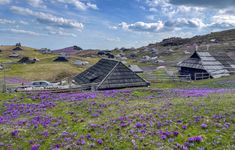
[12, 47, 23, 51]
[106, 53, 115, 59]
[0, 65, 3, 70]
[177, 51, 234, 80]
[129, 65, 144, 73]
[97, 51, 114, 58]
[97, 51, 106, 55]
[18, 57, 36, 64]
[74, 60, 89, 66]
[53, 56, 68, 62]
[9, 52, 20, 58]
[74, 59, 150, 90]
[38, 48, 52, 54]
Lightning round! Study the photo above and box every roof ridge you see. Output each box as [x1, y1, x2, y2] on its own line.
[96, 61, 120, 89]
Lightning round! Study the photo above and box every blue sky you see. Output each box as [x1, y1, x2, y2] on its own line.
[0, 0, 235, 50]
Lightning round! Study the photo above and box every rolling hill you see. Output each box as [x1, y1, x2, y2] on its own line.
[0, 45, 98, 83]
[112, 29, 235, 67]
[53, 45, 99, 57]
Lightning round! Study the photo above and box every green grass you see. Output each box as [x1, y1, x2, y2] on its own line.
[0, 89, 234, 149]
[0, 45, 100, 82]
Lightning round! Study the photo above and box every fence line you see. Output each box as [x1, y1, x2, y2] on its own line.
[194, 72, 211, 80]
[143, 73, 191, 83]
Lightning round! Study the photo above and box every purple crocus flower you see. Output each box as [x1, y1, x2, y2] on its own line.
[86, 134, 91, 139]
[77, 139, 86, 145]
[136, 122, 142, 128]
[183, 146, 188, 150]
[29, 140, 34, 145]
[0, 143, 4, 147]
[182, 125, 187, 130]
[43, 131, 49, 137]
[97, 139, 103, 144]
[201, 123, 208, 129]
[31, 144, 39, 150]
[90, 143, 95, 148]
[172, 131, 179, 137]
[174, 143, 181, 148]
[120, 123, 128, 127]
[161, 135, 167, 140]
[54, 144, 60, 148]
[11, 130, 19, 137]
[188, 136, 203, 143]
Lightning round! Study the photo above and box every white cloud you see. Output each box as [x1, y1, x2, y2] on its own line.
[86, 2, 98, 10]
[0, 0, 10, 5]
[55, 0, 98, 11]
[26, 0, 46, 8]
[145, 0, 204, 18]
[118, 21, 164, 32]
[211, 14, 235, 25]
[106, 37, 121, 42]
[165, 18, 206, 28]
[19, 20, 29, 25]
[0, 18, 15, 24]
[10, 6, 84, 30]
[117, 18, 207, 33]
[45, 26, 77, 37]
[146, 15, 156, 20]
[0, 28, 45, 36]
[48, 30, 77, 37]
[109, 26, 118, 30]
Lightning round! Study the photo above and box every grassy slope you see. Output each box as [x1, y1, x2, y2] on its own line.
[114, 29, 235, 67]
[0, 46, 99, 81]
[0, 89, 234, 149]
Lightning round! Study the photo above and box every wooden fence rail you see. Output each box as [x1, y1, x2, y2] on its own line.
[143, 73, 191, 82]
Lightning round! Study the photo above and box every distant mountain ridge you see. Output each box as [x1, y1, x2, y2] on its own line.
[53, 45, 83, 55]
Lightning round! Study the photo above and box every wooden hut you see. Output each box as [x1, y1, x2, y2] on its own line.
[18, 57, 36, 64]
[9, 52, 20, 58]
[129, 65, 144, 73]
[12, 47, 23, 51]
[177, 51, 234, 80]
[74, 60, 89, 66]
[53, 56, 68, 62]
[74, 59, 150, 90]
[0, 65, 3, 70]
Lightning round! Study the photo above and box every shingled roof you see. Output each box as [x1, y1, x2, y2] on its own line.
[74, 59, 149, 90]
[129, 65, 144, 73]
[213, 53, 235, 72]
[12, 47, 23, 51]
[53, 56, 68, 62]
[178, 51, 234, 78]
[18, 57, 36, 64]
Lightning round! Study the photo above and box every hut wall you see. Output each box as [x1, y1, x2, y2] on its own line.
[180, 67, 210, 80]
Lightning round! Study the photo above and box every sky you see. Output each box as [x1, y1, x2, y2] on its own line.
[0, 0, 235, 50]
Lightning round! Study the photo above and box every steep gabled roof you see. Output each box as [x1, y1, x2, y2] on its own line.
[9, 52, 20, 58]
[12, 47, 23, 51]
[53, 56, 68, 62]
[212, 53, 235, 72]
[18, 57, 36, 64]
[178, 51, 230, 78]
[74, 59, 149, 90]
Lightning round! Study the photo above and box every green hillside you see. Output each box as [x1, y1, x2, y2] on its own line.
[112, 29, 235, 67]
[0, 45, 98, 82]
